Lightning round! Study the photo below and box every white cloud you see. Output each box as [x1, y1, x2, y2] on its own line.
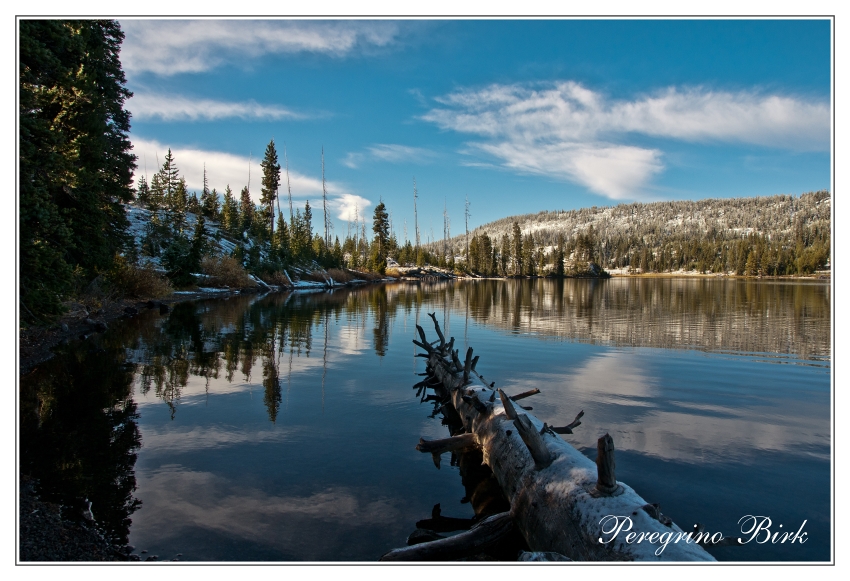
[475, 141, 663, 200]
[120, 20, 400, 76]
[342, 143, 436, 169]
[128, 93, 303, 122]
[422, 81, 829, 199]
[329, 193, 372, 222]
[132, 137, 369, 220]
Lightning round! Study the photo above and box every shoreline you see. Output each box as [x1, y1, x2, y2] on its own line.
[19, 271, 829, 377]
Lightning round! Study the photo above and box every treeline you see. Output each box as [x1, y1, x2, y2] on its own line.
[133, 142, 420, 281]
[461, 226, 600, 277]
[20, 20, 136, 323]
[133, 144, 350, 285]
[443, 191, 831, 277]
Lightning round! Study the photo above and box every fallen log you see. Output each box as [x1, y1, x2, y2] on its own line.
[406, 313, 716, 562]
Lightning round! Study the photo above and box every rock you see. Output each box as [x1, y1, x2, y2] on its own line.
[84, 318, 96, 326]
[60, 323, 69, 332]
[146, 300, 157, 309]
[159, 303, 170, 314]
[124, 307, 138, 316]
[94, 321, 108, 332]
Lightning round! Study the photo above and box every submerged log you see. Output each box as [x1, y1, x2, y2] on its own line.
[408, 321, 716, 562]
[380, 512, 514, 561]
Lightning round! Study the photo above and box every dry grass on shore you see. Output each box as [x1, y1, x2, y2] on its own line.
[105, 258, 173, 299]
[200, 256, 255, 288]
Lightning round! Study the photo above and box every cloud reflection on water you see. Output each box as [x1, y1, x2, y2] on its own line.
[132, 465, 402, 560]
[500, 350, 829, 465]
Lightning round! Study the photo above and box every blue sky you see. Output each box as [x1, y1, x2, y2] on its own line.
[121, 18, 831, 241]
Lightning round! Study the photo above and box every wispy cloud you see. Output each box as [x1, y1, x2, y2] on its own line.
[422, 81, 829, 199]
[128, 93, 304, 122]
[342, 143, 436, 169]
[120, 20, 401, 76]
[132, 137, 369, 220]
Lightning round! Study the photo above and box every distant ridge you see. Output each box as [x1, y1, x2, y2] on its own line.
[447, 191, 830, 247]
[428, 191, 830, 275]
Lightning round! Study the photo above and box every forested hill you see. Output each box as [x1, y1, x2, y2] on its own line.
[477, 191, 830, 245]
[434, 191, 830, 276]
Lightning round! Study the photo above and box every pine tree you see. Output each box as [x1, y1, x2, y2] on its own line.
[135, 175, 150, 206]
[512, 222, 523, 275]
[273, 210, 290, 264]
[372, 201, 390, 271]
[221, 185, 239, 234]
[160, 149, 180, 208]
[203, 187, 220, 220]
[239, 187, 254, 235]
[260, 139, 280, 234]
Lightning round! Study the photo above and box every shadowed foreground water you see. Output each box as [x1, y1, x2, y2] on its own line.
[20, 278, 831, 561]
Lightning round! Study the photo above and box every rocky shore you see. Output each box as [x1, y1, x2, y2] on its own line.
[19, 477, 126, 562]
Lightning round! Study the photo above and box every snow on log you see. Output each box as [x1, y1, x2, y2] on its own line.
[412, 313, 716, 562]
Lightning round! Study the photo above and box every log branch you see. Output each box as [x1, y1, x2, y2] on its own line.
[412, 339, 432, 352]
[451, 350, 463, 374]
[380, 512, 513, 561]
[427, 312, 446, 351]
[551, 410, 585, 435]
[498, 389, 518, 420]
[595, 433, 618, 494]
[415, 504, 477, 533]
[416, 324, 436, 354]
[462, 347, 474, 384]
[416, 433, 477, 455]
[509, 388, 540, 401]
[514, 414, 554, 469]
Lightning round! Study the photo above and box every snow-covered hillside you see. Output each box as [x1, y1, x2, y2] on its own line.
[431, 191, 831, 253]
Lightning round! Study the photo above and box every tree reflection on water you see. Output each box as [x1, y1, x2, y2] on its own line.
[19, 278, 829, 556]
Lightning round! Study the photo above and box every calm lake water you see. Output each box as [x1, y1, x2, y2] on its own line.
[20, 278, 831, 562]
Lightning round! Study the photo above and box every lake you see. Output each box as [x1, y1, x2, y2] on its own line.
[19, 278, 832, 562]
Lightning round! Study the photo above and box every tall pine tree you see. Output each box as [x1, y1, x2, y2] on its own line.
[260, 139, 280, 236]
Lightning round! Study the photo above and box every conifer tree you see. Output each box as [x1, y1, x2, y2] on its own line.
[239, 187, 254, 235]
[203, 187, 220, 220]
[260, 139, 280, 234]
[160, 149, 180, 206]
[372, 201, 390, 271]
[512, 222, 523, 275]
[221, 185, 239, 234]
[136, 175, 150, 206]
